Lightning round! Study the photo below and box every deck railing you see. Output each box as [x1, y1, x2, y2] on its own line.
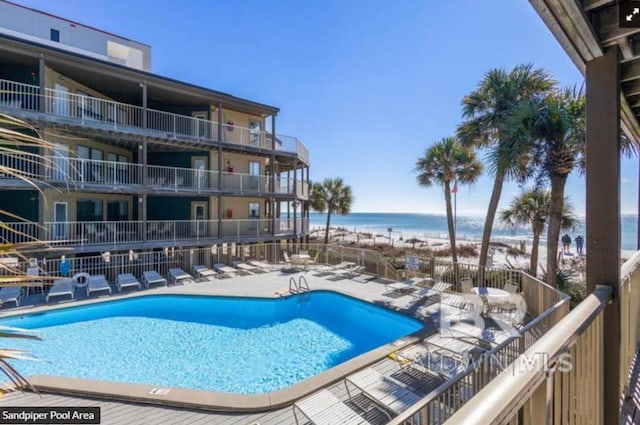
[0, 219, 308, 247]
[0, 153, 304, 196]
[0, 79, 309, 162]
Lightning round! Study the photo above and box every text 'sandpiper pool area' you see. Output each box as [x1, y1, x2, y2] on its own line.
[2, 291, 422, 394]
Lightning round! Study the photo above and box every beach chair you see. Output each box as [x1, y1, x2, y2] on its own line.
[0, 286, 23, 307]
[213, 263, 237, 278]
[142, 270, 167, 288]
[168, 268, 193, 285]
[248, 260, 275, 272]
[116, 273, 141, 292]
[232, 261, 262, 274]
[385, 277, 426, 295]
[345, 368, 422, 417]
[293, 389, 372, 425]
[330, 264, 365, 279]
[192, 265, 217, 281]
[26, 266, 43, 296]
[45, 278, 74, 302]
[86, 274, 112, 297]
[314, 261, 355, 274]
[412, 281, 452, 299]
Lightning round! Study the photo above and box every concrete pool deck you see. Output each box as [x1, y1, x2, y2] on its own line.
[0, 269, 452, 412]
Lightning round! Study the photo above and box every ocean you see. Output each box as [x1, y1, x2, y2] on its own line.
[309, 212, 639, 251]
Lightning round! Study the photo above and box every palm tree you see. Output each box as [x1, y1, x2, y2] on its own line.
[0, 113, 55, 394]
[309, 177, 354, 244]
[500, 188, 576, 276]
[457, 64, 555, 270]
[503, 87, 584, 286]
[415, 137, 482, 263]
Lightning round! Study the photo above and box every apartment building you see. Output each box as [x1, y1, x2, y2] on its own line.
[0, 0, 310, 256]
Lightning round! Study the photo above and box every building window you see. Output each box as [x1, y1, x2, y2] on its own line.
[77, 200, 103, 222]
[107, 201, 128, 221]
[50, 29, 60, 42]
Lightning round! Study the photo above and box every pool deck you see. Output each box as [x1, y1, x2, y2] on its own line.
[0, 268, 488, 424]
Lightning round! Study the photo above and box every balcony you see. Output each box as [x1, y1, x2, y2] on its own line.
[0, 153, 302, 196]
[0, 79, 309, 164]
[0, 218, 308, 250]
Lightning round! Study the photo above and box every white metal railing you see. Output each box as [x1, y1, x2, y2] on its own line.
[44, 157, 142, 186]
[147, 165, 218, 191]
[220, 171, 269, 193]
[220, 219, 274, 238]
[296, 181, 309, 198]
[1, 218, 305, 247]
[0, 79, 310, 162]
[0, 79, 39, 111]
[0, 151, 43, 180]
[145, 220, 218, 241]
[0, 221, 41, 245]
[275, 176, 294, 194]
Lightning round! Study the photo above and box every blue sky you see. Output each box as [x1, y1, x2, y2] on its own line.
[17, 0, 639, 215]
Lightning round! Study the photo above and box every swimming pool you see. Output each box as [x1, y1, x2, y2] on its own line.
[2, 291, 422, 394]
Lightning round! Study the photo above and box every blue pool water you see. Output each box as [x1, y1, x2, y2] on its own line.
[2, 291, 422, 394]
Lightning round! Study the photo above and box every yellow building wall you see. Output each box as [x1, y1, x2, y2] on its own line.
[221, 197, 265, 219]
[45, 67, 115, 101]
[220, 152, 268, 174]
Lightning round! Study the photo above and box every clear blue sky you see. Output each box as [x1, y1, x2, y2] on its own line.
[17, 0, 639, 215]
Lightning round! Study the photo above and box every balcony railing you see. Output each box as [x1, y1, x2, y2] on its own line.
[0, 79, 309, 163]
[0, 153, 301, 195]
[0, 218, 308, 247]
[220, 172, 270, 193]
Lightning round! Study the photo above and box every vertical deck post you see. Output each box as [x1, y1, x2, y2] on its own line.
[38, 55, 45, 113]
[217, 102, 223, 239]
[271, 115, 276, 238]
[141, 81, 148, 243]
[585, 46, 620, 425]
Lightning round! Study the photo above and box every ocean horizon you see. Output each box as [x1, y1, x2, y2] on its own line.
[309, 212, 639, 251]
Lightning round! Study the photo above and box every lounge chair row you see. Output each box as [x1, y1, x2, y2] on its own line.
[0, 260, 279, 308]
[294, 320, 520, 425]
[294, 367, 427, 425]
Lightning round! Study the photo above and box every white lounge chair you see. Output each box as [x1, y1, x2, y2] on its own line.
[86, 274, 112, 297]
[213, 263, 237, 277]
[0, 286, 23, 307]
[314, 261, 355, 274]
[142, 270, 167, 288]
[192, 265, 217, 281]
[248, 260, 275, 271]
[293, 389, 372, 425]
[232, 261, 262, 274]
[116, 273, 141, 292]
[385, 277, 426, 295]
[46, 279, 74, 302]
[412, 282, 452, 299]
[330, 264, 365, 279]
[168, 268, 193, 285]
[345, 368, 422, 416]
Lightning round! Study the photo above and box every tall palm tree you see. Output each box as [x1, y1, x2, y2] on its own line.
[500, 188, 576, 276]
[503, 87, 584, 286]
[415, 137, 482, 263]
[457, 64, 555, 269]
[309, 177, 354, 244]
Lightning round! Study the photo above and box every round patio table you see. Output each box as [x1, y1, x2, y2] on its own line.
[471, 287, 510, 298]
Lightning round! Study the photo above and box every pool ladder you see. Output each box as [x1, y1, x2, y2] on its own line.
[289, 276, 310, 294]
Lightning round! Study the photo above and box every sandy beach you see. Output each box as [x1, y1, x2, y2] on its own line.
[310, 225, 637, 279]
